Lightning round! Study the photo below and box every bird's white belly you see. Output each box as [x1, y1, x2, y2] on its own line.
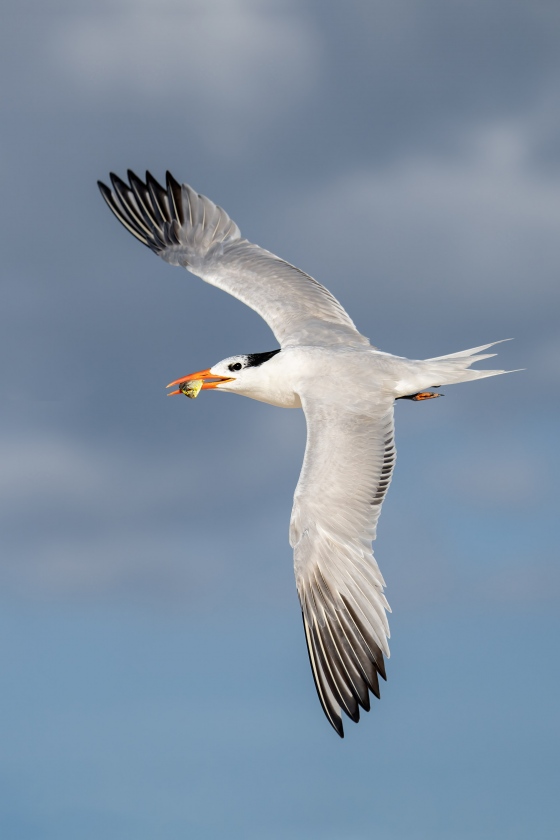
[245, 385, 302, 409]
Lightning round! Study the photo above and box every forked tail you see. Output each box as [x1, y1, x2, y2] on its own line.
[422, 339, 517, 386]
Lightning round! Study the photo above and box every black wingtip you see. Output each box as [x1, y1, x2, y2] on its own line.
[126, 168, 141, 186]
[165, 169, 180, 187]
[109, 171, 129, 191]
[97, 174, 152, 248]
[377, 657, 387, 682]
[328, 709, 345, 738]
[165, 170, 184, 225]
[146, 170, 163, 190]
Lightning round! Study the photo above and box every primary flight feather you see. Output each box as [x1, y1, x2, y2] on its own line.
[98, 170, 510, 737]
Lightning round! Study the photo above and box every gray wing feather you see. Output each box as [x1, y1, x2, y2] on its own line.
[291, 397, 395, 736]
[98, 171, 369, 349]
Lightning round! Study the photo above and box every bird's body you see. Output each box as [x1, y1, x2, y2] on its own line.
[98, 171, 511, 736]
[204, 343, 502, 407]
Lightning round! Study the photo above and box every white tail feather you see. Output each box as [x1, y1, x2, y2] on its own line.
[394, 340, 517, 396]
[425, 338, 512, 361]
[422, 339, 516, 387]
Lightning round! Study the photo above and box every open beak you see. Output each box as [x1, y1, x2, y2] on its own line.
[166, 368, 235, 395]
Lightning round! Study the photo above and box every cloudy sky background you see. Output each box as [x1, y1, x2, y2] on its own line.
[1, 1, 559, 837]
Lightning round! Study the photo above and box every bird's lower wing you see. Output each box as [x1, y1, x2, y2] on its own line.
[291, 396, 396, 736]
[98, 171, 369, 349]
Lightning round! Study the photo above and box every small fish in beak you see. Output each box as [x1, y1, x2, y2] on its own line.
[166, 368, 235, 396]
[179, 379, 204, 399]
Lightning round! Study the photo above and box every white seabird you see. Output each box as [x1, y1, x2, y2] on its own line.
[98, 171, 511, 737]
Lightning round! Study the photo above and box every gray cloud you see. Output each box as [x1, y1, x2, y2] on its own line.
[0, 0, 558, 610]
[2, 7, 559, 835]
[286, 120, 560, 326]
[39, 0, 322, 157]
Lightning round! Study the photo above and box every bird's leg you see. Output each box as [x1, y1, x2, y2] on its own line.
[397, 391, 443, 401]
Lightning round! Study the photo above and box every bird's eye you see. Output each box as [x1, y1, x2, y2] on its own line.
[229, 362, 243, 372]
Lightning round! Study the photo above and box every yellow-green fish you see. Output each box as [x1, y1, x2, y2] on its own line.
[179, 379, 203, 399]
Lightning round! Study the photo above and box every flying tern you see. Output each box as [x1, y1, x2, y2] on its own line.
[98, 170, 510, 737]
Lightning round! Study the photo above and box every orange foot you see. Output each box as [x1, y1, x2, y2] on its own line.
[398, 391, 443, 401]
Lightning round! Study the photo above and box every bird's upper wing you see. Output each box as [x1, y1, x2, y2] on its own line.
[98, 171, 369, 349]
[290, 394, 396, 736]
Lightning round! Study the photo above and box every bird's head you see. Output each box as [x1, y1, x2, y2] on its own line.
[166, 350, 282, 399]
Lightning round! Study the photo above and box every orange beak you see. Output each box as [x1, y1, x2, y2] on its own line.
[166, 368, 235, 395]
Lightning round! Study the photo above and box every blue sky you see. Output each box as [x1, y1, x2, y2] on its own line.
[1, 2, 559, 837]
